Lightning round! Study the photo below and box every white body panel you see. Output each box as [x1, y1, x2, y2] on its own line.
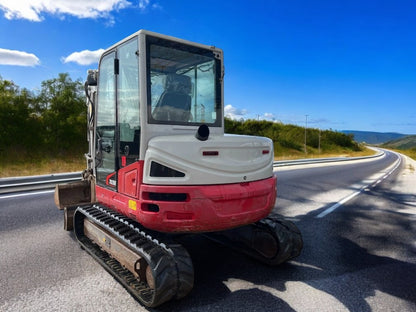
[93, 30, 277, 189]
[137, 30, 224, 160]
[143, 134, 274, 185]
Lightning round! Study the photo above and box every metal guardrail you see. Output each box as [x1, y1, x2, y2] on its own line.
[273, 149, 384, 167]
[0, 149, 384, 194]
[0, 172, 82, 194]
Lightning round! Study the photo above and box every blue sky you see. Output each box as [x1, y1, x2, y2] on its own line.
[0, 0, 415, 134]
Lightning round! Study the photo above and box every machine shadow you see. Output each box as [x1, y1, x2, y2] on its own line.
[155, 234, 300, 312]
[295, 187, 416, 311]
[156, 185, 416, 311]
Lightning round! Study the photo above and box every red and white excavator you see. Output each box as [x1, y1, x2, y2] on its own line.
[55, 30, 302, 307]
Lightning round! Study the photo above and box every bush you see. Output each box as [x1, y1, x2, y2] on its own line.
[0, 74, 87, 158]
[225, 117, 362, 156]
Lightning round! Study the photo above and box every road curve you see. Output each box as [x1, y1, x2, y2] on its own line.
[274, 149, 400, 218]
[1, 150, 415, 311]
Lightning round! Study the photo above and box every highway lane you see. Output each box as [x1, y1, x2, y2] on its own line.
[275, 150, 401, 218]
[1, 151, 415, 311]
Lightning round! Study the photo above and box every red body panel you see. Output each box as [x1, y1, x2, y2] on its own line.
[96, 161, 277, 233]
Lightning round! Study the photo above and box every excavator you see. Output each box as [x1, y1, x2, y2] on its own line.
[55, 30, 302, 308]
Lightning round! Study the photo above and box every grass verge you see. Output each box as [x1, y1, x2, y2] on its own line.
[0, 152, 85, 178]
[398, 150, 416, 161]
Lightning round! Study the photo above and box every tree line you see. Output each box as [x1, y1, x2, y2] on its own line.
[0, 73, 86, 157]
[1, 72, 361, 160]
[225, 118, 361, 156]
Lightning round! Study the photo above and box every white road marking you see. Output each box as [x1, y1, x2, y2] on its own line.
[315, 154, 402, 218]
[315, 190, 363, 218]
[0, 189, 55, 200]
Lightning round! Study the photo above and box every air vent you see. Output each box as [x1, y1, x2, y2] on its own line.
[203, 151, 219, 156]
[147, 192, 188, 202]
[150, 161, 185, 177]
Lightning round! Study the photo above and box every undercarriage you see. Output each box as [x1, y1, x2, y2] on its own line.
[66, 202, 302, 307]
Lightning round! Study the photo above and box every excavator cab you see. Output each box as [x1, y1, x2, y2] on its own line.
[71, 30, 278, 233]
[93, 31, 222, 185]
[55, 30, 302, 308]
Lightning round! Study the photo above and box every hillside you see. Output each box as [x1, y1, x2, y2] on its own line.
[341, 130, 407, 144]
[225, 118, 363, 158]
[382, 135, 416, 150]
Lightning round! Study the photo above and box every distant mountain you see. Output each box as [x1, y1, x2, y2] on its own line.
[341, 130, 407, 144]
[382, 135, 416, 150]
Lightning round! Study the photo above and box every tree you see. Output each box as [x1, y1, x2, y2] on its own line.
[0, 77, 41, 153]
[37, 73, 86, 153]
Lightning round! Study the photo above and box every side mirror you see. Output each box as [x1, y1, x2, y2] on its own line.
[86, 69, 98, 86]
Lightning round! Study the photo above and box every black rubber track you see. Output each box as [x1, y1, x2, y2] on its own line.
[73, 204, 194, 308]
[257, 214, 303, 265]
[205, 213, 303, 266]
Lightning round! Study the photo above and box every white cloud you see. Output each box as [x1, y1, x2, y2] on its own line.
[224, 104, 248, 120]
[151, 3, 163, 10]
[62, 49, 105, 66]
[264, 112, 275, 120]
[0, 0, 131, 22]
[138, 0, 162, 12]
[0, 48, 40, 66]
[138, 0, 150, 10]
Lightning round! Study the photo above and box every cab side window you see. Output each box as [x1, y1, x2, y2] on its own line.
[96, 52, 116, 187]
[118, 38, 140, 167]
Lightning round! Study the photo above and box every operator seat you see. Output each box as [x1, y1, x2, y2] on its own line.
[153, 74, 192, 122]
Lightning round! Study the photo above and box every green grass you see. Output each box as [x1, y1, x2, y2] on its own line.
[0, 151, 85, 178]
[405, 150, 416, 160]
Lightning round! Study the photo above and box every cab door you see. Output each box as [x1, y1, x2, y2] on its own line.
[95, 38, 140, 192]
[96, 51, 117, 188]
[117, 38, 141, 197]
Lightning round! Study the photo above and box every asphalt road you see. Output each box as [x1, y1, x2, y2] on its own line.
[1, 151, 415, 311]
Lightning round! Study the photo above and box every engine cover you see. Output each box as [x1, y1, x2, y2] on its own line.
[143, 134, 274, 185]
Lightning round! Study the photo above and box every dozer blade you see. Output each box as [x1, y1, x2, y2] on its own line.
[54, 180, 92, 210]
[206, 214, 303, 266]
[72, 204, 194, 308]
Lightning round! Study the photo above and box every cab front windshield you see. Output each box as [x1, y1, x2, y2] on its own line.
[147, 37, 221, 126]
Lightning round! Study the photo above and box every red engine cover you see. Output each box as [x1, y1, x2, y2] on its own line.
[96, 161, 277, 233]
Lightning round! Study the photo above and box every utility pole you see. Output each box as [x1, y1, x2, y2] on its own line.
[304, 114, 308, 154]
[318, 128, 321, 154]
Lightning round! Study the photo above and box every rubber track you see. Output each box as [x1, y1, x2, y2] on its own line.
[256, 214, 303, 265]
[205, 214, 303, 266]
[73, 203, 193, 308]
